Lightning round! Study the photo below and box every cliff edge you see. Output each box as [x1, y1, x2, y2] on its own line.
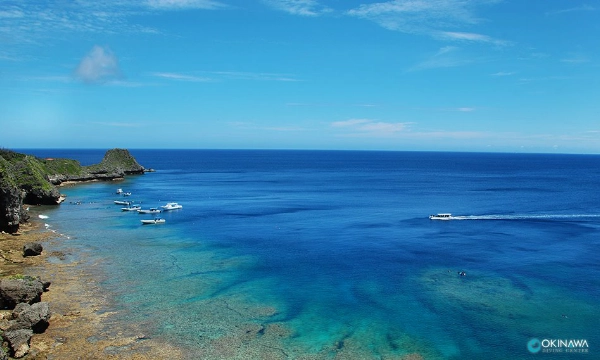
[0, 149, 145, 233]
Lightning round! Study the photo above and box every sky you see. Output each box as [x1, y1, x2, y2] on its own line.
[0, 0, 599, 153]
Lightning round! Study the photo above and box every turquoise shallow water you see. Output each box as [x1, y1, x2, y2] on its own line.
[24, 150, 600, 359]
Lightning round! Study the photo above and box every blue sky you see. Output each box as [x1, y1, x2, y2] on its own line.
[1, 0, 598, 153]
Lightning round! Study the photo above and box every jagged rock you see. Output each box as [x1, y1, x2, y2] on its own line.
[10, 302, 50, 333]
[3, 328, 33, 358]
[0, 175, 23, 234]
[22, 242, 43, 257]
[0, 277, 44, 309]
[22, 185, 61, 205]
[39, 278, 51, 292]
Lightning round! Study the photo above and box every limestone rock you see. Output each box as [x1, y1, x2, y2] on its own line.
[0, 176, 23, 234]
[0, 277, 44, 309]
[22, 242, 43, 257]
[11, 302, 50, 333]
[3, 328, 33, 358]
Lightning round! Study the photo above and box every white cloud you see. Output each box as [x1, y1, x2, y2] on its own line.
[262, 0, 332, 16]
[546, 5, 595, 16]
[331, 119, 372, 127]
[75, 46, 122, 84]
[410, 46, 473, 70]
[150, 70, 300, 82]
[92, 121, 141, 128]
[0, 1, 227, 46]
[151, 72, 211, 82]
[0, 8, 24, 19]
[331, 119, 410, 135]
[265, 126, 306, 132]
[410, 130, 489, 139]
[286, 102, 379, 107]
[438, 31, 509, 45]
[560, 54, 590, 64]
[347, 0, 504, 43]
[210, 71, 300, 81]
[491, 71, 515, 76]
[146, 0, 227, 10]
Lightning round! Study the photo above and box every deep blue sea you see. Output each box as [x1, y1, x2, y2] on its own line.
[20, 150, 600, 359]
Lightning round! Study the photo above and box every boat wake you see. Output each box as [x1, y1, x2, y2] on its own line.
[450, 214, 600, 221]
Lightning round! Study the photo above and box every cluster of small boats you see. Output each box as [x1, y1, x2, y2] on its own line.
[113, 189, 182, 225]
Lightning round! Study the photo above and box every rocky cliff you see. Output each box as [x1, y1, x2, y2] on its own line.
[0, 149, 145, 233]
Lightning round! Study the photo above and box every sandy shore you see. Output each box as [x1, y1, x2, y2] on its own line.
[0, 221, 184, 360]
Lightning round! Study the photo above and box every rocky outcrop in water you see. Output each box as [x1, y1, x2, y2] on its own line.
[47, 148, 146, 185]
[0, 148, 146, 233]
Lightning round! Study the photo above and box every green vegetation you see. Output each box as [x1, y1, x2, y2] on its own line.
[1, 147, 144, 232]
[85, 148, 143, 174]
[0, 151, 58, 194]
[42, 158, 83, 176]
[6, 274, 38, 284]
[0, 148, 26, 163]
[7, 274, 30, 280]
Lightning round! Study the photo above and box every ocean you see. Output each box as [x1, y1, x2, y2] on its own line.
[21, 150, 600, 359]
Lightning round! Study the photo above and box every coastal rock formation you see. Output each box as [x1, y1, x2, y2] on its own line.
[3, 328, 32, 358]
[47, 148, 145, 184]
[0, 177, 25, 233]
[10, 302, 51, 333]
[0, 276, 46, 309]
[0, 148, 146, 233]
[23, 242, 43, 257]
[0, 277, 51, 358]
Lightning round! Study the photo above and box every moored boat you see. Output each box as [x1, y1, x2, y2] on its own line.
[161, 202, 182, 211]
[114, 200, 131, 205]
[122, 206, 141, 211]
[137, 208, 162, 214]
[141, 218, 166, 225]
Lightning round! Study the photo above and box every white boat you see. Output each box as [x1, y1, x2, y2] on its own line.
[429, 213, 453, 220]
[122, 206, 141, 211]
[116, 188, 123, 194]
[161, 202, 183, 211]
[137, 208, 162, 214]
[114, 200, 131, 205]
[141, 218, 166, 225]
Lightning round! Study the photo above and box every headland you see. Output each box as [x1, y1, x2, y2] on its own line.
[0, 148, 146, 234]
[0, 149, 179, 359]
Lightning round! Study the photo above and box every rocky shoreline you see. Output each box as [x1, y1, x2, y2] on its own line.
[0, 222, 183, 359]
[1, 149, 146, 234]
[0, 149, 184, 359]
